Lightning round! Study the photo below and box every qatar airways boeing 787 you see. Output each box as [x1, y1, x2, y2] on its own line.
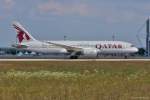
[12, 21, 138, 59]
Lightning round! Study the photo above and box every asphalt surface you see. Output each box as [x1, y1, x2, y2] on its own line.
[0, 59, 150, 61]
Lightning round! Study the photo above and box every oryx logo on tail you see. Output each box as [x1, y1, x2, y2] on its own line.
[12, 21, 36, 43]
[13, 24, 30, 43]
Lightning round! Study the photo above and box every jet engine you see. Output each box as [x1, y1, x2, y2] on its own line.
[81, 48, 99, 57]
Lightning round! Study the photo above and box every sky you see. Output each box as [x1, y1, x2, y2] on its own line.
[0, 0, 150, 47]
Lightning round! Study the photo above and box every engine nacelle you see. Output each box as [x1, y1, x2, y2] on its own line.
[81, 48, 99, 57]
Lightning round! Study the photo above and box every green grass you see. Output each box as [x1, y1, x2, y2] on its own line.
[0, 61, 149, 100]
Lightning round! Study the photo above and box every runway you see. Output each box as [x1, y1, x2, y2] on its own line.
[0, 59, 150, 61]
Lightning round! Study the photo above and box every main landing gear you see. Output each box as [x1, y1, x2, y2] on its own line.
[70, 56, 79, 59]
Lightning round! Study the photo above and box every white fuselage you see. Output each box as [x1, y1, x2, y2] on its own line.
[18, 40, 138, 55]
[11, 21, 138, 58]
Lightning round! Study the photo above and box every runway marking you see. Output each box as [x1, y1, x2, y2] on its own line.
[0, 59, 150, 61]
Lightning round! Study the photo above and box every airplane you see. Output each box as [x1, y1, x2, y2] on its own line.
[11, 21, 138, 59]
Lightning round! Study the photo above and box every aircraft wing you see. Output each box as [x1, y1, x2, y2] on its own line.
[46, 41, 82, 52]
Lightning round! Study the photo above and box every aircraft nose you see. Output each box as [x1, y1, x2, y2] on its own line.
[132, 47, 139, 53]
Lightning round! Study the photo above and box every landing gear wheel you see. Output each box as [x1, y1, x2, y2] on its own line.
[124, 55, 128, 59]
[70, 56, 78, 59]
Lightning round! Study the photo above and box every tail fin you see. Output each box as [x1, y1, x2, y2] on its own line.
[12, 21, 36, 43]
